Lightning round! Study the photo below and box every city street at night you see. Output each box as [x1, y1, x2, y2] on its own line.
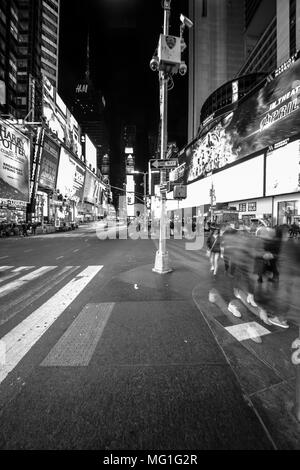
[0, 223, 299, 450]
[2, 0, 300, 457]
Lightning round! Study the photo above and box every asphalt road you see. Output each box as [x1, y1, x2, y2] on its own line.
[0, 223, 277, 450]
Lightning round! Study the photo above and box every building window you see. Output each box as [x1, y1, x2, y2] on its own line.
[248, 202, 257, 211]
[290, 0, 296, 57]
[239, 203, 246, 212]
[202, 0, 207, 17]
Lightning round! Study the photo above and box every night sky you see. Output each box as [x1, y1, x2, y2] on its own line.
[58, 0, 189, 183]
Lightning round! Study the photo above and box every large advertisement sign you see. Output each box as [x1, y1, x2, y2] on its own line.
[0, 120, 30, 204]
[178, 57, 300, 184]
[266, 139, 300, 196]
[85, 134, 97, 171]
[56, 147, 85, 202]
[42, 77, 81, 157]
[83, 170, 100, 204]
[38, 135, 60, 190]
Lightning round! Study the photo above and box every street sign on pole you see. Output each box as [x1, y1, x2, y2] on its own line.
[150, 159, 178, 169]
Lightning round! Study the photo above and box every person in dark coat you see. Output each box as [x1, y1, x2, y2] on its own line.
[206, 227, 221, 276]
[221, 224, 238, 277]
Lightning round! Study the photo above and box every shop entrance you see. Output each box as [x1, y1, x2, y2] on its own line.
[277, 201, 299, 225]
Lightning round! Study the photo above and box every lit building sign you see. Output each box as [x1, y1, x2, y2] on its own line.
[266, 139, 300, 196]
[177, 56, 300, 184]
[39, 135, 60, 191]
[125, 147, 134, 154]
[0, 119, 30, 204]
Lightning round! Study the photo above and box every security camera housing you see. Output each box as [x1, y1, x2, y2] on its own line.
[150, 56, 159, 71]
[180, 14, 193, 29]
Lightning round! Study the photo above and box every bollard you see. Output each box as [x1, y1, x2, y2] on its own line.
[291, 332, 300, 422]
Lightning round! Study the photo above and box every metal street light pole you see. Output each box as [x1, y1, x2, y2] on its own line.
[153, 0, 172, 274]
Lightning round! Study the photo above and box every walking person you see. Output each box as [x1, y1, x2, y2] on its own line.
[206, 227, 221, 276]
[220, 223, 238, 278]
[22, 221, 28, 237]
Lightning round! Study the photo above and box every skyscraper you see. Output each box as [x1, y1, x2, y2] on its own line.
[72, 34, 109, 175]
[40, 0, 60, 88]
[0, 0, 60, 120]
[188, 0, 245, 141]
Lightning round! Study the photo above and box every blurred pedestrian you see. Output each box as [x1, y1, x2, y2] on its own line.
[228, 228, 258, 318]
[206, 227, 221, 276]
[22, 221, 28, 237]
[221, 224, 238, 278]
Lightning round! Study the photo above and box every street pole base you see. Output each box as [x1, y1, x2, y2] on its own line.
[152, 250, 172, 274]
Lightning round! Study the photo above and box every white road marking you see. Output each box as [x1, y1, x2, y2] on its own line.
[0, 256, 8, 260]
[0, 267, 80, 326]
[11, 266, 34, 273]
[0, 266, 13, 272]
[0, 265, 103, 384]
[0, 267, 35, 285]
[73, 249, 79, 253]
[24, 249, 33, 253]
[56, 256, 64, 260]
[41, 302, 114, 366]
[225, 322, 271, 342]
[0, 266, 57, 298]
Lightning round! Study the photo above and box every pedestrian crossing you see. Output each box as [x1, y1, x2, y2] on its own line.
[0, 264, 104, 386]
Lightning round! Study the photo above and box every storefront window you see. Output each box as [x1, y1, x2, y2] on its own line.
[277, 200, 298, 225]
[248, 202, 256, 211]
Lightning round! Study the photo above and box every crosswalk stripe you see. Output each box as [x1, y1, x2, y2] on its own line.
[0, 266, 14, 272]
[0, 266, 80, 326]
[0, 266, 57, 298]
[0, 267, 35, 285]
[0, 265, 103, 384]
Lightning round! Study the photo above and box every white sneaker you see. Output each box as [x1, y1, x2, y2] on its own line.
[268, 316, 289, 329]
[259, 309, 272, 325]
[233, 289, 242, 300]
[247, 294, 258, 307]
[228, 302, 242, 318]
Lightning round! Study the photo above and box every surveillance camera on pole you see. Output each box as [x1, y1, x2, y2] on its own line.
[150, 55, 159, 71]
[180, 14, 193, 29]
[179, 61, 187, 76]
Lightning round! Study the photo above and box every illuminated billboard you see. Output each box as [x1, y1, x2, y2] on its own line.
[213, 154, 264, 202]
[178, 57, 300, 184]
[85, 134, 97, 171]
[38, 135, 60, 191]
[266, 139, 300, 196]
[83, 169, 99, 204]
[56, 147, 85, 202]
[0, 119, 30, 204]
[42, 77, 81, 157]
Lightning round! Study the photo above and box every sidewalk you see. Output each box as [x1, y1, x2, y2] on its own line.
[108, 252, 300, 449]
[191, 263, 300, 449]
[89, 255, 275, 450]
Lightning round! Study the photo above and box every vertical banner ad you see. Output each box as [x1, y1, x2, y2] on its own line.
[0, 119, 30, 204]
[38, 134, 60, 191]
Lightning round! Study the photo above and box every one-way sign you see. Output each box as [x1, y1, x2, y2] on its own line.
[150, 159, 178, 169]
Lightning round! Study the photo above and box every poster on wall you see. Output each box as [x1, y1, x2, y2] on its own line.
[83, 170, 99, 204]
[0, 119, 30, 203]
[56, 147, 85, 202]
[178, 56, 300, 184]
[39, 135, 60, 190]
[266, 139, 300, 195]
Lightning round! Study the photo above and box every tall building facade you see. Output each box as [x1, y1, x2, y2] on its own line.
[40, 0, 60, 87]
[72, 36, 109, 176]
[0, 0, 60, 120]
[166, 0, 300, 230]
[188, 0, 246, 141]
